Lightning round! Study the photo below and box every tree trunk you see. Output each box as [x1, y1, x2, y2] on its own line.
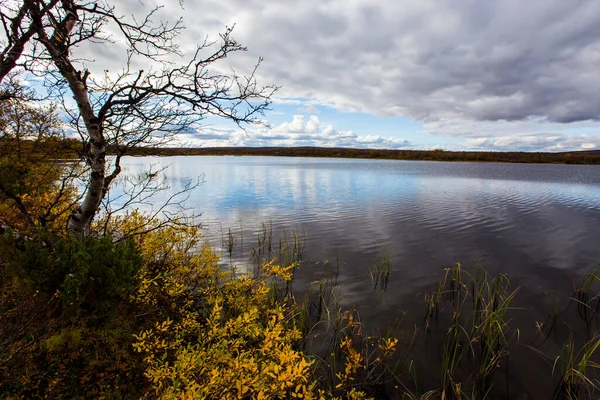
[32, 3, 105, 237]
[67, 119, 105, 237]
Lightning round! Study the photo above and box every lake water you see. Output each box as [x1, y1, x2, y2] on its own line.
[117, 156, 600, 280]
[116, 155, 600, 397]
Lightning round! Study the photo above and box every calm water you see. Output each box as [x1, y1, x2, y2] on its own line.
[116, 155, 600, 396]
[117, 155, 600, 275]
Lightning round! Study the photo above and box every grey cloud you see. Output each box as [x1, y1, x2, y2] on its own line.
[298, 105, 320, 114]
[421, 117, 600, 139]
[171, 0, 600, 124]
[171, 116, 597, 152]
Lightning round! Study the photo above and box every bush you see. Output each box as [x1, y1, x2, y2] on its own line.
[1, 233, 142, 319]
[0, 233, 145, 398]
[0, 215, 380, 398]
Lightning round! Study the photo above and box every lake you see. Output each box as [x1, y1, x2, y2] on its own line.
[116, 155, 600, 397]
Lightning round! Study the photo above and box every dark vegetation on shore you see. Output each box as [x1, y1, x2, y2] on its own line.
[3, 137, 600, 165]
[123, 146, 600, 164]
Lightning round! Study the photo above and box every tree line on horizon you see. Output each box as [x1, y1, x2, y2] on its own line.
[122, 145, 600, 164]
[3, 135, 598, 165]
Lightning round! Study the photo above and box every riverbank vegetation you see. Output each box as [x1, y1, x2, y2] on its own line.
[124, 146, 600, 165]
[4, 135, 599, 166]
[1, 95, 600, 398]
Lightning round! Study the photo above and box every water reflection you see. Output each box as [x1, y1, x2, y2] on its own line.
[114, 155, 600, 306]
[111, 155, 600, 395]
[114, 156, 600, 275]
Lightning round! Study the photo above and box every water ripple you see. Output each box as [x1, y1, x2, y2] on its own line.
[116, 155, 600, 302]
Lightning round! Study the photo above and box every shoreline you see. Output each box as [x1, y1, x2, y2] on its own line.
[117, 146, 600, 165]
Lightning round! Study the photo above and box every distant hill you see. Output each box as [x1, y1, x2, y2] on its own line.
[120, 146, 600, 165]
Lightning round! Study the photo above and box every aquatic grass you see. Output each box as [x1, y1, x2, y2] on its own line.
[530, 292, 563, 347]
[424, 263, 520, 399]
[277, 230, 305, 268]
[248, 224, 305, 276]
[290, 280, 347, 388]
[364, 315, 423, 397]
[369, 253, 391, 292]
[212, 224, 600, 398]
[570, 268, 600, 335]
[283, 256, 345, 353]
[472, 276, 519, 398]
[227, 227, 234, 258]
[313, 257, 341, 291]
[215, 223, 244, 268]
[273, 254, 415, 398]
[552, 334, 600, 399]
[279, 244, 600, 398]
[328, 310, 420, 398]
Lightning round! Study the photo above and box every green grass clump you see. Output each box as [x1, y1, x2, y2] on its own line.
[370, 253, 391, 292]
[423, 264, 520, 399]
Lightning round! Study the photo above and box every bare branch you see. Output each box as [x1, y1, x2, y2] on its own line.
[0, 0, 61, 88]
[0, 1, 277, 236]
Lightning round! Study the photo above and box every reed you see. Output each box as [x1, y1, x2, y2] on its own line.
[530, 292, 562, 346]
[248, 223, 305, 278]
[259, 250, 412, 398]
[570, 268, 600, 335]
[553, 334, 600, 399]
[215, 225, 600, 398]
[425, 263, 520, 399]
[369, 253, 391, 292]
[227, 227, 234, 259]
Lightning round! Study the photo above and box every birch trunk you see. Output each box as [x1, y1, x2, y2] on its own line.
[33, 5, 105, 237]
[67, 118, 105, 237]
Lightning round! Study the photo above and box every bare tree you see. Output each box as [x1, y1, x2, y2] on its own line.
[0, 1, 277, 237]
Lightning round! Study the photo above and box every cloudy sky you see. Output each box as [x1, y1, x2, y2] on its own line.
[85, 1, 600, 151]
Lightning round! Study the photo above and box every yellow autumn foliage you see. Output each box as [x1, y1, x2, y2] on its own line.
[263, 259, 296, 282]
[0, 99, 80, 233]
[105, 212, 314, 398]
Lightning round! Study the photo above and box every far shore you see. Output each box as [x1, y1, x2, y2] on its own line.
[117, 146, 600, 165]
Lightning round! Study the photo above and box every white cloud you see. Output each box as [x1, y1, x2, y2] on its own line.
[178, 114, 409, 149]
[304, 116, 319, 133]
[421, 116, 600, 151]
[170, 113, 598, 152]
[68, 1, 600, 122]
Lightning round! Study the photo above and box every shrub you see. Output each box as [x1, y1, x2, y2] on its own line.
[0, 233, 145, 397]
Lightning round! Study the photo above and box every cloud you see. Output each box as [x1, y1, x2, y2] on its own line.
[70, 1, 600, 124]
[25, 1, 600, 150]
[190, 0, 600, 126]
[177, 115, 409, 149]
[463, 133, 598, 152]
[298, 105, 320, 114]
[420, 116, 600, 151]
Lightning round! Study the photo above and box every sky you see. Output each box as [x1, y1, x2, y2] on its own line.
[37, 1, 600, 151]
